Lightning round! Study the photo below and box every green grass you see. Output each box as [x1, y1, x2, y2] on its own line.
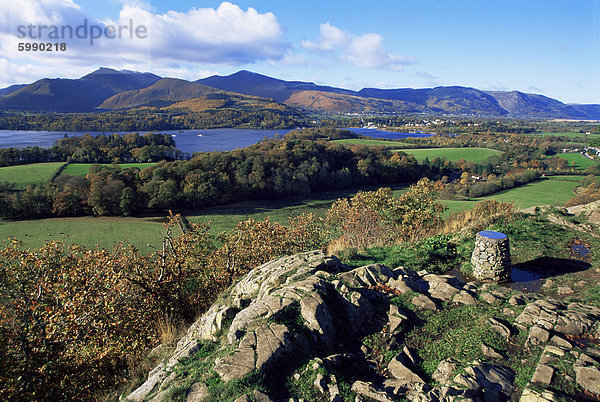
[61, 163, 156, 176]
[393, 147, 502, 163]
[332, 138, 409, 147]
[552, 153, 599, 170]
[404, 305, 508, 377]
[0, 185, 410, 252]
[0, 216, 169, 254]
[0, 162, 66, 189]
[185, 184, 410, 233]
[441, 176, 579, 215]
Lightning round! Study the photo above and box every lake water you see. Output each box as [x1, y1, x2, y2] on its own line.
[0, 127, 430, 153]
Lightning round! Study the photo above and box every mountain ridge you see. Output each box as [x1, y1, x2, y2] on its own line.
[1, 68, 598, 119]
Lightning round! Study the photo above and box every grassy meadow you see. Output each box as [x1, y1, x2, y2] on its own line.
[0, 170, 580, 252]
[394, 147, 502, 163]
[553, 153, 599, 170]
[0, 216, 170, 254]
[185, 184, 410, 233]
[332, 138, 409, 147]
[0, 162, 66, 189]
[442, 176, 579, 216]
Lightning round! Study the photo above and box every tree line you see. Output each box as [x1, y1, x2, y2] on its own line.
[1, 135, 454, 219]
[0, 132, 184, 167]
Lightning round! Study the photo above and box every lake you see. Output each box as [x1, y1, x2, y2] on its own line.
[0, 127, 430, 153]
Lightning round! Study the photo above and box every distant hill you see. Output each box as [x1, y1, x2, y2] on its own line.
[99, 78, 221, 109]
[1, 68, 599, 119]
[0, 68, 161, 112]
[198, 71, 600, 119]
[359, 86, 508, 116]
[0, 84, 27, 97]
[197, 70, 355, 103]
[484, 91, 587, 119]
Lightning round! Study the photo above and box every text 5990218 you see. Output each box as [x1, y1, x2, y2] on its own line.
[18, 42, 67, 51]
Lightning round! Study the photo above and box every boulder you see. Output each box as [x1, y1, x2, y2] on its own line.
[351, 381, 393, 402]
[574, 365, 600, 395]
[530, 364, 554, 386]
[453, 290, 479, 306]
[338, 263, 395, 288]
[411, 294, 438, 311]
[186, 382, 209, 402]
[387, 352, 424, 385]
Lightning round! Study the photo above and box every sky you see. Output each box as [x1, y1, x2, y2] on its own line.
[0, 0, 598, 104]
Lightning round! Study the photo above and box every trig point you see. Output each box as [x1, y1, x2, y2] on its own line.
[471, 230, 511, 283]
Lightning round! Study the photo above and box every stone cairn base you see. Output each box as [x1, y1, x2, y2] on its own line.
[471, 231, 511, 283]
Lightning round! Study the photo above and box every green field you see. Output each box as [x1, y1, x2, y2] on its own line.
[0, 216, 169, 254]
[0, 162, 66, 189]
[61, 162, 156, 176]
[553, 153, 599, 170]
[441, 176, 579, 216]
[0, 177, 580, 252]
[393, 147, 502, 163]
[186, 184, 410, 233]
[332, 138, 409, 147]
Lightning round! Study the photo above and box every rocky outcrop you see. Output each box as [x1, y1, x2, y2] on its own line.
[128, 251, 600, 402]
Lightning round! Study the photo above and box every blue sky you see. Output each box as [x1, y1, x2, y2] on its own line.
[1, 0, 598, 103]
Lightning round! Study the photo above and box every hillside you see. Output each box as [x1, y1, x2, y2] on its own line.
[0, 68, 161, 112]
[485, 91, 590, 119]
[1, 68, 599, 118]
[200, 71, 600, 119]
[128, 243, 600, 401]
[197, 70, 355, 103]
[99, 78, 222, 109]
[359, 86, 508, 116]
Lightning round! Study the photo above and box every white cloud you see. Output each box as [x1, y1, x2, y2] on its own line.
[0, 1, 287, 73]
[302, 23, 413, 70]
[302, 23, 349, 51]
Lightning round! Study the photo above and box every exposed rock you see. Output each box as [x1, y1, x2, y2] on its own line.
[530, 364, 554, 386]
[186, 382, 209, 402]
[557, 286, 574, 295]
[519, 387, 558, 401]
[214, 331, 257, 382]
[575, 365, 600, 395]
[314, 373, 327, 394]
[463, 361, 515, 399]
[481, 343, 503, 359]
[127, 364, 169, 401]
[411, 294, 438, 311]
[422, 274, 462, 301]
[527, 326, 550, 346]
[543, 345, 564, 357]
[550, 335, 572, 348]
[128, 250, 600, 402]
[481, 292, 501, 304]
[387, 304, 407, 333]
[338, 263, 395, 288]
[387, 353, 425, 385]
[233, 390, 271, 402]
[503, 308, 516, 317]
[453, 290, 479, 306]
[542, 279, 554, 289]
[431, 359, 457, 385]
[351, 381, 392, 402]
[488, 317, 512, 340]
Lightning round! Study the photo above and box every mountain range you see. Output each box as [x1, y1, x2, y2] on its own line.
[1, 68, 598, 119]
